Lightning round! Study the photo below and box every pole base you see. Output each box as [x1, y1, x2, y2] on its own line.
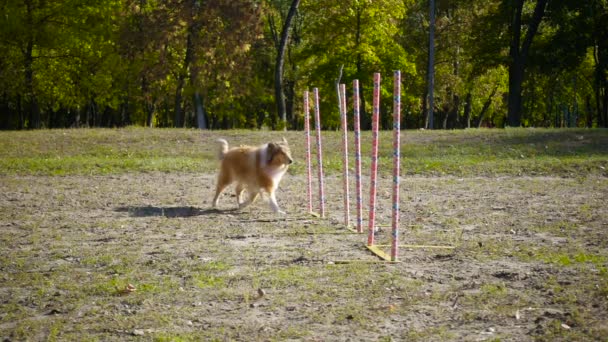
[366, 245, 398, 262]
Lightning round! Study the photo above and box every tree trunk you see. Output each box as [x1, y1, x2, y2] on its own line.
[592, 4, 608, 127]
[175, 28, 196, 128]
[285, 79, 295, 127]
[141, 76, 154, 128]
[120, 99, 129, 127]
[23, 0, 40, 129]
[422, 89, 428, 129]
[188, 48, 207, 130]
[477, 86, 498, 128]
[602, 85, 608, 127]
[146, 101, 155, 128]
[285, 13, 300, 129]
[464, 92, 472, 128]
[121, 79, 131, 126]
[174, 78, 184, 127]
[450, 94, 460, 129]
[25, 54, 40, 129]
[16, 94, 23, 130]
[427, 0, 436, 129]
[85, 102, 91, 127]
[92, 99, 98, 127]
[274, 0, 300, 130]
[507, 0, 547, 127]
[354, 6, 368, 129]
[335, 65, 344, 126]
[594, 45, 603, 127]
[450, 28, 461, 129]
[507, 58, 524, 127]
[193, 91, 207, 129]
[585, 95, 593, 128]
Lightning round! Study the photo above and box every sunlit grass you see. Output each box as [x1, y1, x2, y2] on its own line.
[0, 127, 606, 176]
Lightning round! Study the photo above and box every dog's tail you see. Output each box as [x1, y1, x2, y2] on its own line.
[216, 139, 229, 160]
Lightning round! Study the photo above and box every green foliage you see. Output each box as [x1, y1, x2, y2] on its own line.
[0, 0, 605, 129]
[297, 0, 416, 130]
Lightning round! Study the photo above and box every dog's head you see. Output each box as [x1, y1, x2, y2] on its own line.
[266, 137, 293, 167]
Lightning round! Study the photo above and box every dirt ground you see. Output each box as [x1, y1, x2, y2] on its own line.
[1, 171, 607, 341]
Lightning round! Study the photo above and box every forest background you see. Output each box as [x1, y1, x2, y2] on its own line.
[1, 0, 607, 131]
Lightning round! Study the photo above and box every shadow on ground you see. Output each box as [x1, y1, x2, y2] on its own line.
[114, 206, 237, 218]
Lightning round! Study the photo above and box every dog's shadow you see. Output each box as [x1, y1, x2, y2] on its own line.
[115, 206, 238, 218]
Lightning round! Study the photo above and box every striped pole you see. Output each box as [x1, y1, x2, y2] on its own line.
[339, 84, 350, 227]
[367, 73, 380, 246]
[353, 80, 363, 233]
[303, 91, 313, 213]
[391, 71, 401, 262]
[313, 88, 325, 217]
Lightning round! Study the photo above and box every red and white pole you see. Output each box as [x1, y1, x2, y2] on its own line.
[367, 73, 380, 246]
[303, 91, 313, 213]
[391, 71, 401, 262]
[340, 83, 350, 227]
[353, 80, 363, 233]
[313, 88, 325, 217]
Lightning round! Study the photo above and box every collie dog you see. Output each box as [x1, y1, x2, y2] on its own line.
[212, 138, 293, 214]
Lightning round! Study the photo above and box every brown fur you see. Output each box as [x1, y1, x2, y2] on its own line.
[212, 138, 293, 213]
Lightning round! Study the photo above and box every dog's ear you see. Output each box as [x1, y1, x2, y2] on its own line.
[267, 142, 278, 162]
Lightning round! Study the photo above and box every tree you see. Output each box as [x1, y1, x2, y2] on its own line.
[590, 0, 608, 127]
[0, 0, 601, 130]
[0, 0, 121, 129]
[505, 0, 547, 127]
[168, 0, 264, 128]
[298, 0, 414, 130]
[269, 0, 301, 130]
[427, 0, 435, 129]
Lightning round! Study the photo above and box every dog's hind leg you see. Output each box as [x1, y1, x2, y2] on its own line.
[212, 171, 231, 208]
[235, 183, 245, 206]
[238, 190, 259, 210]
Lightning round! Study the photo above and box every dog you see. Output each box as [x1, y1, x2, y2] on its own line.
[212, 138, 293, 214]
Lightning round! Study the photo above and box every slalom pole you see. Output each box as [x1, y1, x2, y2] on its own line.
[303, 91, 313, 213]
[353, 80, 363, 233]
[339, 83, 350, 228]
[313, 88, 325, 218]
[391, 71, 401, 262]
[367, 73, 380, 246]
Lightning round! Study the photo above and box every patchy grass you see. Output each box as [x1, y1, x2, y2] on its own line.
[0, 128, 607, 341]
[0, 127, 606, 176]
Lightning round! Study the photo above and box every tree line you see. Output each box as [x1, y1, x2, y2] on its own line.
[1, 0, 606, 130]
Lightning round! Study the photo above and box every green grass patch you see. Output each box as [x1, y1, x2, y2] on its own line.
[1, 127, 606, 176]
[518, 247, 607, 267]
[190, 261, 231, 289]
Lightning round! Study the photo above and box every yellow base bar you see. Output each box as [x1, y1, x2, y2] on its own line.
[401, 244, 456, 249]
[332, 259, 389, 264]
[366, 244, 455, 262]
[366, 245, 397, 262]
[345, 225, 363, 234]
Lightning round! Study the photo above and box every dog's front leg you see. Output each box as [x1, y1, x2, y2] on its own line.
[268, 192, 285, 215]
